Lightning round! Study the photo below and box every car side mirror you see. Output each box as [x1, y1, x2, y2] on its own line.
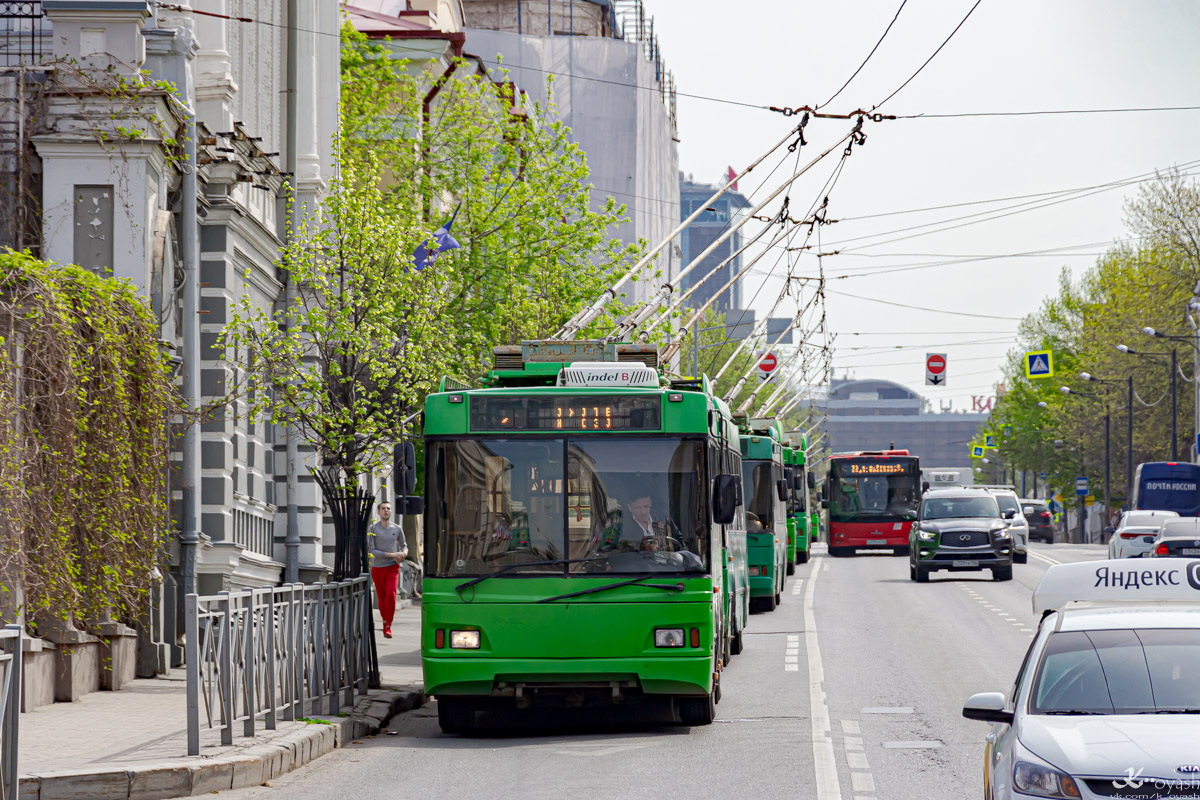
[922, 480, 930, 494]
[712, 475, 739, 525]
[776, 479, 789, 502]
[962, 692, 1013, 725]
[402, 496, 425, 516]
[1104, 526, 1115, 535]
[807, 472, 817, 490]
[793, 475, 804, 492]
[1003, 509, 1017, 520]
[820, 499, 829, 509]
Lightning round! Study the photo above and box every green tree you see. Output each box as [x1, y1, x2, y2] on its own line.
[222, 25, 639, 579]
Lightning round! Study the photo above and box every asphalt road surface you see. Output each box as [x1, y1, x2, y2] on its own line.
[223, 541, 1107, 800]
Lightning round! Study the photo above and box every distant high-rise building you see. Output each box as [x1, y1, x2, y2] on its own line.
[678, 174, 749, 313]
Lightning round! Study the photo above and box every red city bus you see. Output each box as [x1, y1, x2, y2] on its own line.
[824, 450, 921, 557]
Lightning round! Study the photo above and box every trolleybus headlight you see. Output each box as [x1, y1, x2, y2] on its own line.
[654, 628, 685, 648]
[449, 630, 481, 649]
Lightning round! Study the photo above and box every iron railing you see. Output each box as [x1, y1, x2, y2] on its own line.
[0, 625, 23, 800]
[185, 579, 370, 756]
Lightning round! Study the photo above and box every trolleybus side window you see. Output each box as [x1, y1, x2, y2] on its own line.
[427, 439, 565, 576]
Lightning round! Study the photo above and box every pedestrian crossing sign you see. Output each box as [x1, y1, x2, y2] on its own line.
[1024, 350, 1054, 379]
[971, 445, 985, 458]
[985, 435, 996, 447]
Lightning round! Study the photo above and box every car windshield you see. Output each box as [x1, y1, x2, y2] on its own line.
[1032, 629, 1200, 715]
[426, 437, 708, 577]
[993, 494, 1020, 514]
[920, 496, 1000, 520]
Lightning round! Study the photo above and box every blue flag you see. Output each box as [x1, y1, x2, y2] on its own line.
[411, 205, 462, 271]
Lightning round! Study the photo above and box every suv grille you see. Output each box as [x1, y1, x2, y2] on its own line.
[940, 530, 990, 547]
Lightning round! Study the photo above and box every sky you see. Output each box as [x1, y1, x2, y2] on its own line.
[641, 0, 1200, 410]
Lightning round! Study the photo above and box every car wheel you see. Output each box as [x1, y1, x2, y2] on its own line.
[992, 565, 1013, 582]
[915, 565, 930, 583]
[909, 562, 916, 581]
[893, 546, 910, 557]
[1013, 551, 1028, 564]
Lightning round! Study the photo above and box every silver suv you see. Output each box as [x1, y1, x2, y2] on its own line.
[982, 487, 1028, 564]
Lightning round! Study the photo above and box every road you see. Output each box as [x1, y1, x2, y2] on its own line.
[223, 542, 1107, 800]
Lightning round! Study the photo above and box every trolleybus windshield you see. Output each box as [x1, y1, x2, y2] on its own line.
[828, 458, 919, 523]
[427, 437, 707, 577]
[742, 460, 777, 529]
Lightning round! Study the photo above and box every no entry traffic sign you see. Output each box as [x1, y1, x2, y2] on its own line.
[925, 353, 947, 386]
[757, 351, 778, 383]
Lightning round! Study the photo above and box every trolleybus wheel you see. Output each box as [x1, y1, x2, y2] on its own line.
[774, 591, 782, 607]
[679, 692, 716, 726]
[797, 549, 810, 565]
[731, 623, 744, 655]
[786, 561, 796, 576]
[437, 697, 476, 735]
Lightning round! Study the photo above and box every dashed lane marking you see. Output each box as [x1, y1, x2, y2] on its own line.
[841, 720, 860, 735]
[850, 773, 876, 793]
[861, 707, 914, 714]
[847, 752, 870, 770]
[883, 741, 943, 749]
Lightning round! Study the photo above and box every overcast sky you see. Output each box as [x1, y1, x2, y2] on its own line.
[644, 0, 1200, 409]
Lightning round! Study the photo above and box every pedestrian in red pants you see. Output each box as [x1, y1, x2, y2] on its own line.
[368, 501, 408, 637]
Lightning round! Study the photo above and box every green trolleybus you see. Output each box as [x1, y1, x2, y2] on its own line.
[784, 432, 813, 567]
[739, 418, 788, 612]
[421, 341, 746, 733]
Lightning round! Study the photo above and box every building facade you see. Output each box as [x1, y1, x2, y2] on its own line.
[678, 173, 749, 313]
[461, 0, 680, 303]
[823, 379, 987, 468]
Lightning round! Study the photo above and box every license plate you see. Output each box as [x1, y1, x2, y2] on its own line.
[952, 560, 979, 568]
[866, 539, 888, 545]
[1183, 548, 1200, 556]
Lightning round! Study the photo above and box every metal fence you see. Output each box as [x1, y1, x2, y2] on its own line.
[0, 624, 22, 800]
[185, 579, 370, 756]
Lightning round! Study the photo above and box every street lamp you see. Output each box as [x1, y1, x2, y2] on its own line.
[1058, 385, 1111, 541]
[1143, 324, 1198, 463]
[1117, 342, 1178, 461]
[1081, 371, 1134, 503]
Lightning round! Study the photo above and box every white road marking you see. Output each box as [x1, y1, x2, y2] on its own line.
[843, 736, 863, 750]
[1020, 628, 1033, 632]
[804, 555, 843, 800]
[861, 707, 914, 714]
[850, 773, 876, 793]
[1029, 550, 1061, 566]
[786, 664, 800, 671]
[841, 720, 860, 735]
[847, 752, 870, 770]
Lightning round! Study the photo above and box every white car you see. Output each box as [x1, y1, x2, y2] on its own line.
[964, 559, 1200, 800]
[985, 488, 1029, 564]
[1107, 509, 1178, 558]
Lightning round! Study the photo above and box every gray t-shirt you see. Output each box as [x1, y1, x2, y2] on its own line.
[368, 521, 407, 568]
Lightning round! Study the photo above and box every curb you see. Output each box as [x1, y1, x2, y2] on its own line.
[18, 687, 425, 800]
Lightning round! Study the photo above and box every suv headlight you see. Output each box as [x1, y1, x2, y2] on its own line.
[917, 528, 937, 541]
[992, 528, 1010, 539]
[1012, 742, 1081, 798]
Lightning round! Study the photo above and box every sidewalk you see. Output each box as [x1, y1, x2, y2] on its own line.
[17, 601, 423, 797]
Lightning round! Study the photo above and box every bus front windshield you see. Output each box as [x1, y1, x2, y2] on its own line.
[426, 437, 708, 577]
[742, 460, 777, 530]
[828, 459, 919, 523]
